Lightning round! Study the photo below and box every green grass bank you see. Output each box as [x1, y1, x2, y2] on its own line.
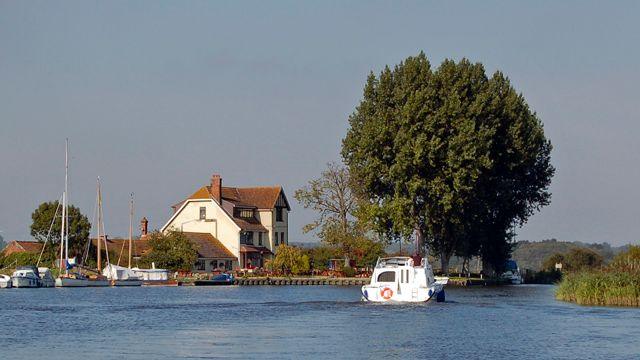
[556, 270, 640, 307]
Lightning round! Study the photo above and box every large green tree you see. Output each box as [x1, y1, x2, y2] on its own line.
[342, 53, 554, 274]
[30, 200, 91, 256]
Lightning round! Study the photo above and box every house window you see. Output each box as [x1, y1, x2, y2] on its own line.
[276, 207, 283, 222]
[195, 260, 205, 271]
[258, 232, 263, 246]
[199, 207, 206, 220]
[275, 232, 279, 246]
[240, 231, 254, 245]
[234, 208, 255, 219]
[280, 232, 285, 245]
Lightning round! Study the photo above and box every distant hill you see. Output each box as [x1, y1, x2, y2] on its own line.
[512, 239, 627, 271]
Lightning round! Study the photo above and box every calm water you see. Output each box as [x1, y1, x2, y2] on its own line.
[1, 285, 639, 359]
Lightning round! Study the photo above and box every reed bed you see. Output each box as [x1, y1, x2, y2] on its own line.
[556, 270, 640, 307]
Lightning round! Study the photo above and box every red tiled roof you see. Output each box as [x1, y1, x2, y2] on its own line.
[90, 238, 150, 259]
[240, 245, 273, 255]
[1, 240, 43, 256]
[182, 232, 237, 259]
[185, 185, 287, 210]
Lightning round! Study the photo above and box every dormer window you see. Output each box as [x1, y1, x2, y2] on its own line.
[234, 208, 255, 219]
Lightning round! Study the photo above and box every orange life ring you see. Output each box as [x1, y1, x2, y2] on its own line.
[380, 287, 393, 300]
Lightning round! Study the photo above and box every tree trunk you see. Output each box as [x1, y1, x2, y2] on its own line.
[440, 251, 451, 276]
[415, 228, 424, 256]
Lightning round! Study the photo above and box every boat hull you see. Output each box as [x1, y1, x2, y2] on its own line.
[0, 280, 11, 288]
[361, 284, 444, 303]
[193, 280, 234, 286]
[11, 276, 39, 288]
[111, 280, 143, 287]
[55, 278, 89, 287]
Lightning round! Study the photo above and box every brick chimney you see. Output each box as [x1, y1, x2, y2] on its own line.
[210, 174, 222, 204]
[140, 217, 148, 237]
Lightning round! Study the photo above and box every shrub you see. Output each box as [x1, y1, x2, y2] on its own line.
[341, 266, 356, 278]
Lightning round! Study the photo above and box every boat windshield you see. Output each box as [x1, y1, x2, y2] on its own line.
[376, 257, 413, 268]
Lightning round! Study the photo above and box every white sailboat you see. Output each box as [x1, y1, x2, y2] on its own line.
[103, 193, 142, 286]
[55, 140, 90, 287]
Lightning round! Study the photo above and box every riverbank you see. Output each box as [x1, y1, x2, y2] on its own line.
[556, 270, 640, 307]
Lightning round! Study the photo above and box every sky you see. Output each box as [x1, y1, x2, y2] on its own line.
[1, 1, 639, 246]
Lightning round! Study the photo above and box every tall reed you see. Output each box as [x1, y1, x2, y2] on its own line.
[556, 270, 640, 307]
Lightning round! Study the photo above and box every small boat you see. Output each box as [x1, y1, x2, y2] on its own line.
[11, 266, 41, 288]
[194, 273, 234, 286]
[55, 272, 89, 287]
[501, 260, 523, 285]
[103, 264, 142, 286]
[132, 263, 172, 285]
[361, 256, 448, 303]
[0, 274, 12, 288]
[102, 194, 142, 287]
[37, 267, 55, 287]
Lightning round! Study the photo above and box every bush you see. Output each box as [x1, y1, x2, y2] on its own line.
[341, 266, 356, 278]
[269, 244, 310, 275]
[140, 231, 199, 271]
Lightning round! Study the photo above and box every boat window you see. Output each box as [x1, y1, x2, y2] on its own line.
[401, 270, 404, 283]
[377, 271, 395, 282]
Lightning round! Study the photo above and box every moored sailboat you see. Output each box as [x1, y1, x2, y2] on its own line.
[55, 140, 90, 287]
[102, 193, 142, 286]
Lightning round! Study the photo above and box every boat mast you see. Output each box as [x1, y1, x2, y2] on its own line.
[97, 178, 102, 271]
[128, 193, 133, 268]
[63, 139, 69, 275]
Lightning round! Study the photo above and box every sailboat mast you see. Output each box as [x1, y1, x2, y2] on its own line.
[64, 139, 69, 275]
[129, 193, 133, 268]
[60, 191, 66, 272]
[97, 178, 102, 271]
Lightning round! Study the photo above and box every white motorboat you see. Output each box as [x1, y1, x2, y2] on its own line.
[0, 274, 12, 288]
[38, 267, 56, 287]
[11, 266, 41, 288]
[501, 260, 523, 285]
[361, 257, 448, 303]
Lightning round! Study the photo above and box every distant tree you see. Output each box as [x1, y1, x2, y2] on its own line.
[268, 244, 310, 275]
[30, 201, 91, 255]
[610, 245, 640, 272]
[342, 52, 554, 274]
[295, 162, 364, 265]
[0, 234, 5, 251]
[542, 253, 566, 271]
[565, 248, 603, 271]
[141, 231, 198, 271]
[305, 245, 339, 272]
[543, 248, 603, 272]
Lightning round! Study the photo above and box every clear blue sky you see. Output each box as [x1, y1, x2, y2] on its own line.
[1, 1, 639, 246]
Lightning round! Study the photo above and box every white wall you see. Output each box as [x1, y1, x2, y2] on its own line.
[163, 199, 241, 259]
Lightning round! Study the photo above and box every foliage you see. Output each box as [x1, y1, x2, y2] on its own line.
[0, 234, 5, 250]
[305, 245, 339, 271]
[543, 248, 604, 272]
[295, 163, 367, 260]
[513, 239, 621, 271]
[556, 270, 640, 307]
[342, 53, 554, 274]
[341, 266, 356, 277]
[0, 251, 40, 269]
[140, 231, 198, 271]
[350, 236, 386, 267]
[609, 245, 640, 272]
[268, 244, 310, 275]
[30, 201, 91, 256]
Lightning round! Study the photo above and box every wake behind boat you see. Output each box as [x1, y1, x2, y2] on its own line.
[361, 256, 448, 303]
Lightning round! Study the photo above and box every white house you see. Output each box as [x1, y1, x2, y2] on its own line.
[161, 174, 290, 272]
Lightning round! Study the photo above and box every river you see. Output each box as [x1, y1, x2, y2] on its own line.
[1, 285, 638, 359]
